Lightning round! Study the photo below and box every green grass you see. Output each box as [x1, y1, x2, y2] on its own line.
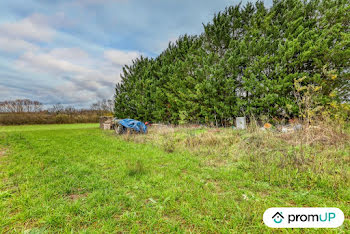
[0, 123, 98, 132]
[0, 124, 349, 232]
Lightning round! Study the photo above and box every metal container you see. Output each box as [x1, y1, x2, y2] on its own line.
[236, 117, 246, 130]
[103, 123, 111, 130]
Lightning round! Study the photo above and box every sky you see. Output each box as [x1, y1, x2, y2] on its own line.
[0, 0, 272, 108]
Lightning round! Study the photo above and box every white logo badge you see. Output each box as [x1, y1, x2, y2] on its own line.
[263, 208, 344, 228]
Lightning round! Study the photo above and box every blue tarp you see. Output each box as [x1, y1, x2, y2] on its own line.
[119, 119, 147, 133]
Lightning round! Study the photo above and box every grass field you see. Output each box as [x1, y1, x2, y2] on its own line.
[0, 123, 349, 232]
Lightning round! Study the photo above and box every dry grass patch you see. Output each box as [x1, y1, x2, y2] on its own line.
[185, 132, 220, 147]
[204, 158, 229, 168]
[0, 148, 7, 157]
[277, 122, 349, 147]
[68, 193, 88, 201]
[66, 188, 89, 201]
[118, 124, 350, 190]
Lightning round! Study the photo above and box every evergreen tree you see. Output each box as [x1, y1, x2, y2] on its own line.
[115, 0, 349, 125]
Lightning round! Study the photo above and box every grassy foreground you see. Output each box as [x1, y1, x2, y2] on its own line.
[0, 123, 349, 232]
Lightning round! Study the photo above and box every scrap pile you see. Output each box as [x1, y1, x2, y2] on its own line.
[99, 116, 114, 130]
[100, 117, 148, 134]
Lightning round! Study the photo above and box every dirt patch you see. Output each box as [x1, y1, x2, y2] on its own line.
[259, 191, 270, 198]
[206, 179, 224, 194]
[287, 200, 297, 206]
[68, 193, 88, 201]
[0, 148, 8, 162]
[0, 148, 7, 157]
[205, 158, 228, 168]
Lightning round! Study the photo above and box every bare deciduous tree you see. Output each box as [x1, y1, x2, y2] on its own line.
[90, 99, 114, 115]
[49, 103, 64, 113]
[0, 99, 43, 113]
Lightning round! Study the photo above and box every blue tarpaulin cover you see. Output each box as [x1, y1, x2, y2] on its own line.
[119, 119, 147, 133]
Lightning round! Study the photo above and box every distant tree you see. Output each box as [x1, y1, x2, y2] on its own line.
[0, 99, 43, 113]
[49, 103, 65, 113]
[64, 106, 76, 115]
[91, 99, 114, 115]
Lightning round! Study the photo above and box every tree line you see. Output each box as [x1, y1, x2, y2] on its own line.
[0, 99, 114, 125]
[114, 0, 349, 125]
[0, 99, 114, 114]
[0, 99, 43, 113]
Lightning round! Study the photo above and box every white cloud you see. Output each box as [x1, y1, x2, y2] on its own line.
[104, 49, 141, 66]
[0, 35, 39, 52]
[0, 12, 139, 106]
[0, 15, 55, 42]
[0, 13, 70, 53]
[16, 51, 88, 75]
[49, 48, 90, 61]
[14, 47, 135, 105]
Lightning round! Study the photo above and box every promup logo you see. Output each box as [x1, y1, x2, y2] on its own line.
[272, 212, 284, 223]
[264, 208, 344, 228]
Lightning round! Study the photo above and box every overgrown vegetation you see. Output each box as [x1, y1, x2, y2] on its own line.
[115, 0, 349, 125]
[0, 124, 349, 232]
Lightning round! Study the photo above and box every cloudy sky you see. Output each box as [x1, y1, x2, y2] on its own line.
[0, 0, 271, 108]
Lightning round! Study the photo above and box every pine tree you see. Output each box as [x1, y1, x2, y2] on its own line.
[115, 0, 349, 124]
